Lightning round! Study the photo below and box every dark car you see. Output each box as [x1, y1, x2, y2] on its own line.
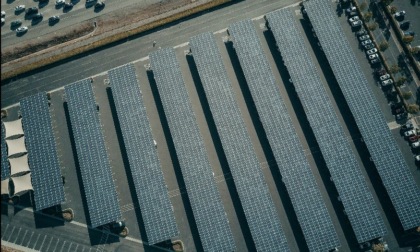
[403, 31, 415, 37]
[49, 15, 60, 24]
[399, 21, 410, 30]
[10, 20, 22, 28]
[94, 1, 105, 9]
[64, 2, 74, 9]
[356, 29, 367, 36]
[32, 13, 43, 19]
[26, 7, 38, 15]
[402, 121, 414, 131]
[110, 221, 125, 233]
[86, 0, 97, 6]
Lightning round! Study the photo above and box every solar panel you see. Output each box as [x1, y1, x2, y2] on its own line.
[304, 0, 420, 231]
[265, 8, 387, 243]
[108, 64, 179, 244]
[19, 92, 65, 211]
[189, 32, 289, 251]
[228, 19, 340, 251]
[65, 80, 121, 228]
[149, 48, 235, 252]
[1, 123, 10, 181]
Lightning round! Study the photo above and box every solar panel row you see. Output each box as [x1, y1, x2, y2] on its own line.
[65, 80, 121, 228]
[149, 48, 236, 252]
[20, 92, 65, 211]
[228, 19, 340, 251]
[304, 0, 420, 231]
[1, 123, 10, 181]
[265, 8, 387, 243]
[189, 32, 289, 251]
[108, 63, 179, 244]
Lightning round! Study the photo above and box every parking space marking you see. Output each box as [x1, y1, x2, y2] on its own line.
[52, 238, 60, 252]
[33, 234, 41, 249]
[38, 235, 47, 251]
[6, 226, 16, 242]
[20, 230, 28, 245]
[2, 223, 10, 239]
[44, 236, 53, 252]
[60, 240, 66, 252]
[25, 231, 35, 247]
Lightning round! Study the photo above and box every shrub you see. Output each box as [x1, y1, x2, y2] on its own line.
[389, 6, 397, 14]
[389, 64, 401, 74]
[379, 41, 389, 51]
[410, 47, 420, 55]
[396, 76, 407, 86]
[360, 2, 368, 11]
[402, 91, 413, 100]
[407, 104, 419, 114]
[363, 12, 373, 22]
[367, 22, 378, 31]
[381, 0, 394, 6]
[402, 35, 414, 43]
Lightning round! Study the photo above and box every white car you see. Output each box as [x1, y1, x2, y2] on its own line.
[379, 74, 390, 81]
[415, 155, 420, 162]
[361, 39, 372, 46]
[412, 141, 420, 148]
[358, 35, 370, 41]
[368, 53, 379, 60]
[1, 11, 5, 17]
[381, 79, 393, 86]
[346, 6, 356, 13]
[1, 18, 4, 24]
[15, 5, 25, 12]
[351, 20, 362, 27]
[56, 0, 66, 5]
[366, 48, 378, 55]
[349, 16, 360, 22]
[394, 11, 406, 18]
[404, 129, 416, 137]
[16, 26, 28, 34]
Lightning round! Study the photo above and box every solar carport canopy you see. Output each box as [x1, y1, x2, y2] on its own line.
[108, 64, 179, 244]
[304, 0, 420, 231]
[228, 19, 340, 251]
[149, 48, 235, 252]
[20, 92, 65, 211]
[190, 32, 289, 251]
[65, 80, 121, 228]
[265, 8, 387, 243]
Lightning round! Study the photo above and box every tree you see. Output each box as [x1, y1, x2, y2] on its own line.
[360, 2, 368, 11]
[402, 35, 414, 43]
[363, 12, 373, 22]
[389, 64, 401, 74]
[380, 0, 394, 6]
[368, 22, 378, 31]
[410, 46, 420, 55]
[396, 76, 407, 86]
[389, 6, 397, 14]
[379, 41, 389, 51]
[402, 91, 413, 100]
[407, 104, 419, 114]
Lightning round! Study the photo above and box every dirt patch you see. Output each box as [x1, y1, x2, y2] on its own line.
[1, 245, 23, 252]
[1, 23, 94, 64]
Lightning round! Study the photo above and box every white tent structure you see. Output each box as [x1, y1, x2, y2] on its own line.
[2, 119, 24, 139]
[9, 154, 30, 176]
[1, 179, 9, 196]
[6, 136, 27, 157]
[11, 173, 33, 196]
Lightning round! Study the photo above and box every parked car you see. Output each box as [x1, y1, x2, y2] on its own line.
[381, 78, 393, 86]
[394, 11, 406, 18]
[10, 20, 22, 28]
[15, 5, 25, 13]
[403, 31, 415, 36]
[356, 29, 367, 36]
[366, 48, 378, 55]
[369, 53, 379, 60]
[404, 129, 416, 137]
[49, 15, 60, 24]
[64, 2, 74, 9]
[349, 16, 360, 22]
[358, 35, 370, 41]
[400, 21, 410, 30]
[401, 121, 413, 131]
[1, 18, 4, 25]
[86, 0, 98, 6]
[26, 7, 38, 15]
[351, 20, 362, 27]
[379, 74, 390, 81]
[376, 68, 387, 76]
[394, 106, 405, 115]
[396, 112, 408, 121]
[1, 11, 5, 18]
[56, 0, 66, 5]
[415, 155, 420, 162]
[370, 58, 381, 65]
[16, 26, 28, 34]
[346, 6, 356, 13]
[408, 135, 419, 143]
[32, 13, 43, 20]
[364, 43, 375, 50]
[411, 141, 420, 148]
[95, 1, 105, 9]
[361, 39, 373, 46]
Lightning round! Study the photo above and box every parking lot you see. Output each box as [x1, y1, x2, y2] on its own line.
[1, 2, 419, 252]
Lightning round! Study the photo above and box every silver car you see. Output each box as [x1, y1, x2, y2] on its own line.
[368, 53, 379, 60]
[379, 74, 390, 81]
[381, 79, 394, 86]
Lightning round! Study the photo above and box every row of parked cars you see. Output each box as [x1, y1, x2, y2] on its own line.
[400, 120, 420, 165]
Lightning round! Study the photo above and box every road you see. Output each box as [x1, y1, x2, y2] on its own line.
[0, 0, 161, 47]
[1, 0, 299, 108]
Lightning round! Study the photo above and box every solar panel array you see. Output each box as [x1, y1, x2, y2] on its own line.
[149, 48, 235, 252]
[304, 0, 420, 231]
[228, 20, 340, 251]
[265, 8, 387, 243]
[1, 123, 10, 181]
[108, 64, 179, 244]
[65, 80, 121, 228]
[19, 92, 65, 211]
[189, 32, 289, 251]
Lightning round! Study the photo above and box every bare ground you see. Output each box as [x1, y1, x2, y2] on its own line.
[1, 0, 191, 64]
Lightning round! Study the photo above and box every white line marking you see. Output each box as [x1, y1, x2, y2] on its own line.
[13, 228, 21, 243]
[26, 231, 34, 247]
[39, 236, 47, 250]
[20, 230, 28, 245]
[173, 42, 189, 48]
[33, 234, 41, 249]
[45, 237, 53, 252]
[2, 224, 10, 239]
[60, 240, 66, 252]
[6, 226, 16, 242]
